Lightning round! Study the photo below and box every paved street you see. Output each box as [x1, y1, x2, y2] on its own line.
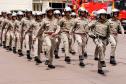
[0, 34, 126, 84]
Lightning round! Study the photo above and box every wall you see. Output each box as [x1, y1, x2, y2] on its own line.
[0, 0, 32, 11]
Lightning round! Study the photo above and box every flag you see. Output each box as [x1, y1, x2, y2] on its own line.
[71, 0, 76, 10]
[77, 0, 82, 5]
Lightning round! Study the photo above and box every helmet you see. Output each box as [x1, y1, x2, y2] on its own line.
[91, 11, 98, 16]
[97, 9, 107, 15]
[25, 9, 32, 13]
[54, 10, 61, 14]
[78, 7, 86, 12]
[111, 8, 119, 17]
[112, 8, 119, 13]
[36, 11, 42, 16]
[64, 6, 72, 12]
[86, 10, 88, 13]
[46, 7, 53, 13]
[39, 11, 43, 15]
[71, 12, 76, 16]
[62, 12, 65, 15]
[12, 12, 17, 17]
[32, 11, 37, 16]
[25, 9, 32, 12]
[17, 11, 24, 15]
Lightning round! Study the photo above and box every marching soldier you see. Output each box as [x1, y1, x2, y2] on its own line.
[1, 11, 8, 48]
[108, 8, 125, 65]
[89, 11, 101, 61]
[89, 11, 100, 61]
[87, 9, 111, 74]
[33, 11, 43, 65]
[0, 11, 3, 46]
[70, 7, 89, 67]
[54, 10, 61, 59]
[3, 11, 12, 50]
[5, 11, 14, 51]
[70, 12, 77, 55]
[59, 7, 74, 64]
[21, 10, 35, 60]
[36, 7, 60, 68]
[16, 11, 24, 56]
[83, 9, 90, 58]
[11, 12, 18, 53]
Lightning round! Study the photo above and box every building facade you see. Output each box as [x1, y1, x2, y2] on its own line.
[32, 0, 72, 12]
[0, 0, 71, 11]
[0, 0, 32, 11]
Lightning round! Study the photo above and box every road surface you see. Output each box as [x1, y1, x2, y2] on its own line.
[0, 35, 126, 84]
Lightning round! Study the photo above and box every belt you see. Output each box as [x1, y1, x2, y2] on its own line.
[112, 33, 118, 35]
[62, 31, 69, 33]
[75, 33, 86, 35]
[96, 35, 107, 40]
[44, 32, 54, 35]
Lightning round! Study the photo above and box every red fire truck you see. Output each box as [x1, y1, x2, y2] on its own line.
[71, 0, 126, 32]
[72, 0, 126, 19]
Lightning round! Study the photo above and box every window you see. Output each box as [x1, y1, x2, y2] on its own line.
[49, 3, 65, 9]
[33, 3, 43, 11]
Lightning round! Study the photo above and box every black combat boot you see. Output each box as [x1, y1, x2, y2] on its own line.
[34, 57, 42, 65]
[45, 60, 49, 65]
[69, 50, 76, 55]
[54, 50, 60, 59]
[9, 46, 12, 51]
[3, 41, 6, 48]
[48, 64, 55, 69]
[61, 48, 65, 53]
[0, 43, 2, 46]
[100, 61, 106, 67]
[98, 69, 104, 75]
[6, 46, 10, 50]
[94, 57, 99, 61]
[79, 55, 85, 67]
[18, 50, 24, 57]
[44, 51, 47, 55]
[13, 47, 17, 53]
[27, 50, 32, 61]
[110, 56, 117, 65]
[83, 52, 88, 58]
[65, 56, 71, 64]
